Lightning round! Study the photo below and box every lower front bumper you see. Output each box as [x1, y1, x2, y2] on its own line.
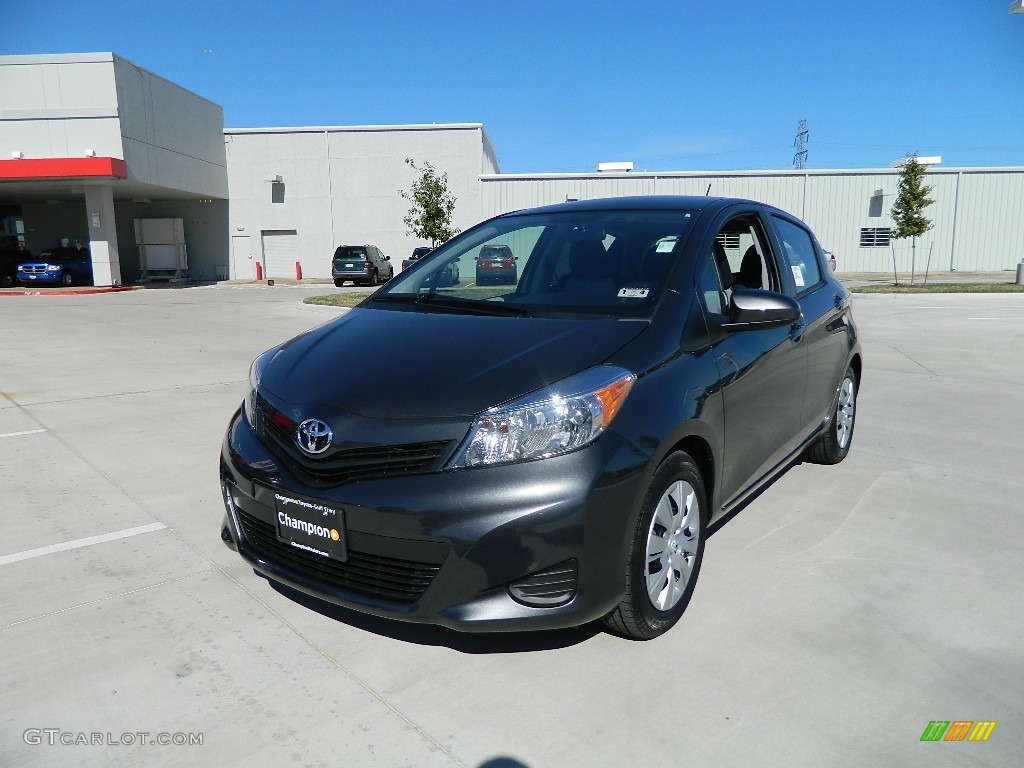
[220, 409, 650, 632]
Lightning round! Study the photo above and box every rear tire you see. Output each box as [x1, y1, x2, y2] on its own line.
[333, 279, 344, 287]
[805, 366, 857, 465]
[603, 452, 706, 640]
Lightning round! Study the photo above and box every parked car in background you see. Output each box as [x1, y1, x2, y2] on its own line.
[17, 246, 93, 287]
[221, 196, 861, 640]
[332, 245, 392, 287]
[475, 244, 517, 285]
[402, 247, 432, 271]
[403, 246, 460, 286]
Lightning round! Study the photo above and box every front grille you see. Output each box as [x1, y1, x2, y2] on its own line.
[257, 404, 453, 488]
[21, 265, 46, 274]
[508, 560, 578, 607]
[236, 508, 443, 603]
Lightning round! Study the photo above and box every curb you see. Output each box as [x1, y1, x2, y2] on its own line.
[0, 285, 138, 297]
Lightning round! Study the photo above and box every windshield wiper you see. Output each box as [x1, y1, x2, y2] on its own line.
[370, 293, 419, 305]
[373, 292, 531, 317]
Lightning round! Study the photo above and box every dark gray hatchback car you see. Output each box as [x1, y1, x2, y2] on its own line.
[221, 196, 860, 639]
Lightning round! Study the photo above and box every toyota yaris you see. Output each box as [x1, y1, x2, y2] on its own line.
[220, 196, 860, 639]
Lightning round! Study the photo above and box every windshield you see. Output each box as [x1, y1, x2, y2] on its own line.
[378, 209, 696, 318]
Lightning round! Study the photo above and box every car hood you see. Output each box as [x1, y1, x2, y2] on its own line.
[261, 307, 647, 419]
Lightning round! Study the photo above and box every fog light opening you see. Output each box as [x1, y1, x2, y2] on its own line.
[508, 560, 578, 607]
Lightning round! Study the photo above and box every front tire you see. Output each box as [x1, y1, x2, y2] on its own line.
[60, 271, 74, 287]
[805, 366, 857, 464]
[603, 452, 707, 640]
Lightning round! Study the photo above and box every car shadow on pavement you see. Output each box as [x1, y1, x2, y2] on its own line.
[265, 580, 602, 653]
[707, 458, 803, 537]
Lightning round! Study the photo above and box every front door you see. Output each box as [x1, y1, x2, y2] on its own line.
[698, 212, 808, 504]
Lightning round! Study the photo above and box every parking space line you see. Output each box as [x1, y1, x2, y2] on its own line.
[0, 522, 167, 566]
[0, 428, 47, 439]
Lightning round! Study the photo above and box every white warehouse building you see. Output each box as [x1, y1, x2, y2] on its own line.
[0, 53, 228, 285]
[480, 167, 1024, 274]
[2, 52, 1022, 286]
[224, 124, 498, 281]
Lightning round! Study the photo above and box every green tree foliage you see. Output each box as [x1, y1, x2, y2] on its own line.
[890, 154, 934, 240]
[399, 158, 459, 247]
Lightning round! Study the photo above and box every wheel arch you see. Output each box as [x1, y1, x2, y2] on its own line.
[849, 352, 862, 387]
[662, 434, 715, 515]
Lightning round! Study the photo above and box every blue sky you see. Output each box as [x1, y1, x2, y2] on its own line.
[9, 1, 1024, 173]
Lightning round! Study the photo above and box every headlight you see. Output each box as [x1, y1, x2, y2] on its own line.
[448, 366, 635, 468]
[244, 347, 280, 429]
[46, 265, 61, 272]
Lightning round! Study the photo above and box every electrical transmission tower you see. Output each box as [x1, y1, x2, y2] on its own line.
[793, 120, 809, 169]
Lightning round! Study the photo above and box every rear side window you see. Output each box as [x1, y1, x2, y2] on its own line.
[772, 216, 822, 294]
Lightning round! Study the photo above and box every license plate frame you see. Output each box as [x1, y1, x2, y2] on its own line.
[273, 492, 348, 562]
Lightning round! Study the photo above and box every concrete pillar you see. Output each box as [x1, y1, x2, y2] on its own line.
[83, 185, 122, 286]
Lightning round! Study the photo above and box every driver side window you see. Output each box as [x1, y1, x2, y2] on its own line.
[714, 215, 779, 292]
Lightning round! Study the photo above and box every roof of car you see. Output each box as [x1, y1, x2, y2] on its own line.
[505, 195, 764, 217]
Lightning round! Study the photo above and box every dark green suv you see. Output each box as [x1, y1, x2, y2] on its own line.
[332, 245, 393, 287]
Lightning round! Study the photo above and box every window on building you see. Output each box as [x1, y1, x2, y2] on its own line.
[715, 232, 740, 250]
[859, 227, 891, 247]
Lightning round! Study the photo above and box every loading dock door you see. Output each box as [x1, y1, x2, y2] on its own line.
[261, 230, 298, 279]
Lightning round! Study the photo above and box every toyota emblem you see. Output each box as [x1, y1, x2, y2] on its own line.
[296, 418, 333, 455]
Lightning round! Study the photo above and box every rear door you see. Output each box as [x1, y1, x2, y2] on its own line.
[767, 213, 850, 436]
[335, 247, 365, 277]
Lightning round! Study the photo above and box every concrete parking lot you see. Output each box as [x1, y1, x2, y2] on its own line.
[1, 284, 1021, 767]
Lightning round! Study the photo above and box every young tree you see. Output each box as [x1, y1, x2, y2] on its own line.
[399, 158, 459, 247]
[890, 153, 934, 285]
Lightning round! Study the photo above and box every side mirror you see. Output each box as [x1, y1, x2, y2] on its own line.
[722, 289, 801, 331]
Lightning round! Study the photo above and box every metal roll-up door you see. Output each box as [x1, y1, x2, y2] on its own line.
[261, 230, 298, 279]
